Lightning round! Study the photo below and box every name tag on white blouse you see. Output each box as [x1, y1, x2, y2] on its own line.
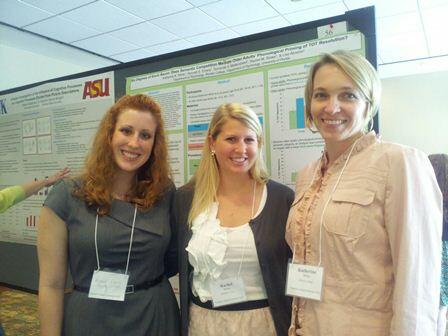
[286, 263, 324, 301]
[210, 277, 247, 308]
[88, 270, 129, 301]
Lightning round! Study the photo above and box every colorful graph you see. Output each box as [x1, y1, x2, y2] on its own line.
[289, 98, 305, 129]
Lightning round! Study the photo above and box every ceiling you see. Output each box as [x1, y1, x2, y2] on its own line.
[1, 0, 448, 75]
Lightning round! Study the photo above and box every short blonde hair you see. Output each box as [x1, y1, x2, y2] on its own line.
[187, 103, 269, 224]
[304, 50, 381, 131]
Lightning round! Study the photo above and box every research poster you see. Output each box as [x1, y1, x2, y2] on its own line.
[0, 72, 114, 245]
[127, 27, 364, 188]
[0, 24, 365, 246]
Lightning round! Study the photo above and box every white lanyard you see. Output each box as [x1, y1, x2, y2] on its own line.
[210, 180, 257, 307]
[292, 137, 361, 266]
[94, 204, 138, 275]
[287, 138, 361, 301]
[235, 179, 257, 278]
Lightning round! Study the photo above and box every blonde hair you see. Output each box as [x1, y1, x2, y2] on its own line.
[187, 103, 269, 224]
[304, 50, 382, 131]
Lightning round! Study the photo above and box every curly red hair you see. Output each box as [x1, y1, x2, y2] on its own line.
[75, 94, 171, 214]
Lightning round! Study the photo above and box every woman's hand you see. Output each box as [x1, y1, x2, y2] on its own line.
[45, 167, 71, 187]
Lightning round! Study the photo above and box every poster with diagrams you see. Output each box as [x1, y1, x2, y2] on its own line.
[0, 72, 114, 245]
[127, 27, 364, 188]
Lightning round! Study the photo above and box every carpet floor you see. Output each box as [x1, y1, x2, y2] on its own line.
[0, 287, 39, 336]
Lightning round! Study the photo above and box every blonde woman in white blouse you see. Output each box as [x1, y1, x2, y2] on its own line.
[173, 103, 294, 336]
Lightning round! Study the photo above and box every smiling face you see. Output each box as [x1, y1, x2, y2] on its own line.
[210, 118, 259, 178]
[311, 64, 368, 147]
[111, 108, 157, 179]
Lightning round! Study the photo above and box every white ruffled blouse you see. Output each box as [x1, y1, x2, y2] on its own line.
[186, 202, 228, 301]
[186, 186, 267, 303]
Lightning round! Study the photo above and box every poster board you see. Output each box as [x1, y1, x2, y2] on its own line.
[0, 7, 375, 289]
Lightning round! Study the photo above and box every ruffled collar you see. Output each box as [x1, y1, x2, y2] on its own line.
[320, 131, 378, 174]
[190, 202, 220, 232]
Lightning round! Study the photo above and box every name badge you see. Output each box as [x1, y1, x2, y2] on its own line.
[285, 263, 324, 301]
[88, 270, 129, 301]
[210, 277, 247, 308]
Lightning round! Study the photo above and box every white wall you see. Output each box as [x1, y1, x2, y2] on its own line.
[380, 70, 448, 155]
[0, 44, 96, 91]
[0, 24, 118, 92]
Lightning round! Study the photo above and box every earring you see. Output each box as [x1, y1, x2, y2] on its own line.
[306, 116, 319, 133]
[307, 119, 319, 133]
[211, 150, 215, 157]
[308, 123, 319, 134]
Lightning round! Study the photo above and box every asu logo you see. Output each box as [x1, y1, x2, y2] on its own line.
[82, 78, 110, 99]
[0, 99, 7, 115]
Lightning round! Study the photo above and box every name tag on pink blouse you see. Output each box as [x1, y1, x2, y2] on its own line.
[286, 263, 324, 301]
[210, 277, 247, 307]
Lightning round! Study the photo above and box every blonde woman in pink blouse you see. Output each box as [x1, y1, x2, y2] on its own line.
[286, 50, 442, 335]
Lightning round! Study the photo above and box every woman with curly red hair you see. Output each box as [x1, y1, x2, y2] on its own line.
[37, 94, 179, 335]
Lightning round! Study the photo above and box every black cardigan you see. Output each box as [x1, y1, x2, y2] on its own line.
[173, 180, 294, 336]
